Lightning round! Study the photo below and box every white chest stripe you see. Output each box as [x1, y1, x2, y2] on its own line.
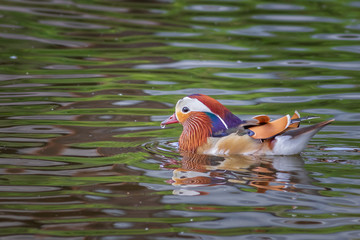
[215, 113, 228, 129]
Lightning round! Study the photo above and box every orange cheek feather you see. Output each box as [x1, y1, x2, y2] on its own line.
[178, 112, 212, 152]
[176, 112, 188, 124]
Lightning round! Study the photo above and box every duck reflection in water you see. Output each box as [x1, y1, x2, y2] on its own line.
[166, 152, 318, 196]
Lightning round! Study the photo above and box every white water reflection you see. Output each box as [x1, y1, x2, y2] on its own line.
[251, 14, 341, 23]
[145, 87, 295, 96]
[218, 99, 257, 106]
[333, 45, 360, 54]
[39, 20, 110, 29]
[229, 25, 314, 37]
[136, 59, 360, 71]
[169, 42, 249, 51]
[302, 109, 345, 115]
[156, 32, 202, 37]
[0, 33, 89, 48]
[258, 96, 315, 103]
[296, 75, 351, 80]
[256, 3, 305, 10]
[145, 88, 245, 96]
[185, 5, 240, 12]
[0, 73, 104, 81]
[349, 1, 360, 7]
[215, 72, 279, 79]
[259, 93, 360, 103]
[313, 33, 360, 41]
[347, 23, 360, 30]
[0, 125, 71, 134]
[192, 16, 234, 22]
[318, 84, 357, 89]
[112, 100, 143, 106]
[302, 109, 360, 122]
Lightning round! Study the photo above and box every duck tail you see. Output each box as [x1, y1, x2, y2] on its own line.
[271, 119, 334, 155]
[284, 119, 334, 138]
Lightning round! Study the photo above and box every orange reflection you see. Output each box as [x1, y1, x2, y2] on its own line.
[169, 152, 315, 195]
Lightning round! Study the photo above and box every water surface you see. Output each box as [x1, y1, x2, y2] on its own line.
[0, 0, 359, 239]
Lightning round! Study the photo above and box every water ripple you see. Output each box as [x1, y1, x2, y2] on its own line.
[0, 24, 22, 29]
[0, 33, 89, 48]
[192, 16, 234, 22]
[156, 32, 202, 37]
[42, 65, 83, 70]
[0, 158, 67, 167]
[318, 84, 357, 89]
[349, 1, 360, 7]
[256, 3, 305, 10]
[135, 59, 360, 71]
[313, 33, 360, 41]
[302, 109, 345, 115]
[0, 92, 72, 98]
[136, 60, 240, 69]
[144, 88, 245, 96]
[0, 186, 61, 192]
[333, 45, 360, 53]
[0, 5, 89, 18]
[215, 72, 279, 79]
[252, 14, 341, 23]
[7, 0, 73, 5]
[147, 80, 177, 85]
[229, 25, 314, 37]
[346, 23, 360, 30]
[283, 47, 307, 51]
[277, 217, 360, 228]
[39, 20, 110, 29]
[321, 112, 360, 122]
[185, 5, 240, 12]
[0, 125, 71, 134]
[0, 101, 65, 106]
[75, 3, 129, 13]
[0, 5, 159, 26]
[169, 42, 249, 51]
[9, 115, 76, 120]
[0, 73, 104, 81]
[259, 93, 360, 104]
[240, 232, 360, 240]
[259, 96, 315, 103]
[112, 100, 143, 106]
[145, 87, 295, 97]
[2, 83, 49, 88]
[229, 28, 274, 37]
[295, 75, 351, 80]
[0, 0, 359, 239]
[217, 99, 257, 106]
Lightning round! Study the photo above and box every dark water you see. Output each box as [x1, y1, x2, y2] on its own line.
[0, 0, 360, 239]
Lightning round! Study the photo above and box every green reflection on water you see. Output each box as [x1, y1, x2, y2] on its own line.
[0, 0, 359, 239]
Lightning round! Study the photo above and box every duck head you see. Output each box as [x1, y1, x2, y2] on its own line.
[161, 94, 243, 152]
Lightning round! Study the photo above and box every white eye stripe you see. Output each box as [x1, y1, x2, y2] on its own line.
[177, 97, 212, 112]
[176, 97, 228, 129]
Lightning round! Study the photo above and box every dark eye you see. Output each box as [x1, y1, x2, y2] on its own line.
[182, 107, 190, 113]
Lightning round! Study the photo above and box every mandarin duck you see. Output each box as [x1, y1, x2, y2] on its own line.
[161, 94, 334, 155]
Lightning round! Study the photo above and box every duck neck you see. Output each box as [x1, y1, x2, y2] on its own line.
[179, 113, 212, 152]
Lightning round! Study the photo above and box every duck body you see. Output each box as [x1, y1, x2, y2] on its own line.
[161, 94, 334, 156]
